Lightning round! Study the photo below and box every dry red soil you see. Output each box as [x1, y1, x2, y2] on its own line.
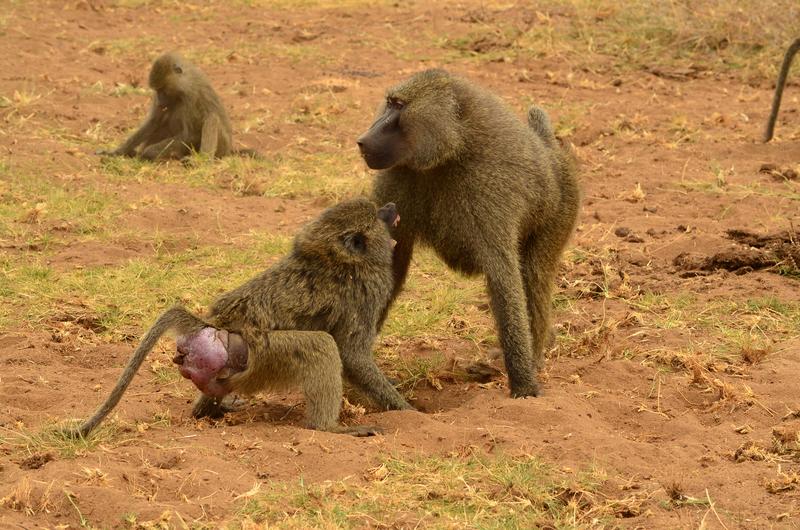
[1, 1, 799, 528]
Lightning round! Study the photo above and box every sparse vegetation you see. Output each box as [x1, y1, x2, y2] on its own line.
[234, 453, 615, 529]
[1, 0, 799, 528]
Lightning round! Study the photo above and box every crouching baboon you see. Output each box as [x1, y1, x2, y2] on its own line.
[99, 52, 256, 160]
[71, 199, 411, 438]
[764, 38, 800, 142]
[358, 69, 580, 398]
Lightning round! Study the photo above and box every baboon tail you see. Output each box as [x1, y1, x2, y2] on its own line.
[527, 106, 556, 148]
[764, 38, 800, 143]
[71, 306, 207, 438]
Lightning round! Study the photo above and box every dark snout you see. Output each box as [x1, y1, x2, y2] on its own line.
[357, 107, 405, 170]
[377, 202, 400, 228]
[155, 89, 171, 109]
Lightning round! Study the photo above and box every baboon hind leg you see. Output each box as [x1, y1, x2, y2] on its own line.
[484, 251, 539, 397]
[141, 137, 191, 161]
[222, 330, 345, 431]
[266, 331, 381, 435]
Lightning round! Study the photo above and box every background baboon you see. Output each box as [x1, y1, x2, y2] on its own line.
[764, 38, 800, 143]
[99, 52, 252, 160]
[358, 69, 580, 398]
[72, 199, 410, 438]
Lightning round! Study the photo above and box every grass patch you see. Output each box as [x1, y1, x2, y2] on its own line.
[394, 353, 448, 393]
[0, 233, 291, 335]
[383, 249, 492, 343]
[626, 292, 800, 341]
[438, 0, 798, 81]
[627, 293, 799, 372]
[86, 80, 149, 99]
[674, 176, 800, 201]
[0, 169, 125, 249]
[2, 421, 121, 460]
[234, 452, 610, 529]
[0, 89, 47, 112]
[99, 151, 369, 200]
[88, 36, 160, 59]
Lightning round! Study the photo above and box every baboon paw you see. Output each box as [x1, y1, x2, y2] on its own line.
[386, 398, 415, 411]
[192, 394, 244, 419]
[218, 394, 246, 413]
[510, 382, 541, 398]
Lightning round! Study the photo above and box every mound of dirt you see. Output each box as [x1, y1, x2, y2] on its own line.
[673, 228, 800, 276]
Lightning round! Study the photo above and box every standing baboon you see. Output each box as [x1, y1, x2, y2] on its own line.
[99, 52, 254, 160]
[764, 38, 800, 143]
[358, 69, 579, 398]
[71, 199, 410, 438]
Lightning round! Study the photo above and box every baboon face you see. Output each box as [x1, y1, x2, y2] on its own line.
[357, 69, 465, 171]
[295, 198, 398, 265]
[356, 97, 408, 169]
[148, 52, 188, 108]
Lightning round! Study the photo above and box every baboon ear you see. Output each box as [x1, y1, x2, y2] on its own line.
[343, 232, 367, 254]
[173, 64, 183, 74]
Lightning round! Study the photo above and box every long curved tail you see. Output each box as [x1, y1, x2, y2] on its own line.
[71, 306, 207, 438]
[764, 38, 800, 143]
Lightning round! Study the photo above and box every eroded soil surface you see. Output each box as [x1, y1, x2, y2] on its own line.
[1, 1, 799, 528]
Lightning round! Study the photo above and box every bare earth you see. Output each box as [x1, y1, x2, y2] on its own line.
[1, 1, 799, 528]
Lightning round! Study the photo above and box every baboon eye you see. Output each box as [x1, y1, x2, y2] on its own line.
[173, 65, 183, 74]
[344, 233, 367, 254]
[387, 97, 405, 109]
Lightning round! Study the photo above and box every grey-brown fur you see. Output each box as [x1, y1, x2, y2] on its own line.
[764, 38, 800, 142]
[72, 199, 408, 438]
[100, 52, 245, 160]
[358, 69, 580, 398]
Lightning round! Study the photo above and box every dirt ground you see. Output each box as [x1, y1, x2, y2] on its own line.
[1, 1, 800, 528]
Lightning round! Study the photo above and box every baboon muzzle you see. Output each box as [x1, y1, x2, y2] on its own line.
[357, 107, 404, 169]
[377, 202, 400, 229]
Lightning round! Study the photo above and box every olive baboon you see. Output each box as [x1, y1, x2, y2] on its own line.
[357, 69, 580, 398]
[71, 199, 410, 438]
[99, 52, 254, 160]
[764, 38, 800, 142]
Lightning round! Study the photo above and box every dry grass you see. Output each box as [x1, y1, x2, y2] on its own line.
[440, 0, 798, 83]
[2, 420, 121, 460]
[1, 1, 798, 527]
[230, 452, 643, 529]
